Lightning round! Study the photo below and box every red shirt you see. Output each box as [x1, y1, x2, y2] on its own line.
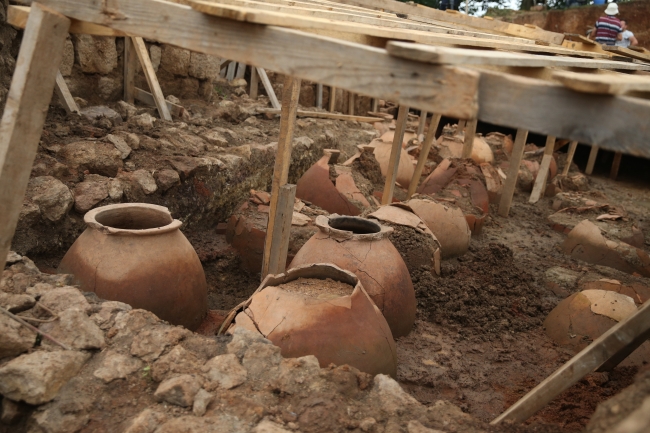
[594, 15, 622, 45]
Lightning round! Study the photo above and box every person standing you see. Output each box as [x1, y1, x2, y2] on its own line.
[615, 20, 639, 48]
[589, 2, 622, 46]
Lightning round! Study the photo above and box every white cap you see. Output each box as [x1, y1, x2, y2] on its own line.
[605, 3, 619, 15]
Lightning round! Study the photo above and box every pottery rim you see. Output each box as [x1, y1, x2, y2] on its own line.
[84, 203, 183, 236]
[315, 214, 393, 241]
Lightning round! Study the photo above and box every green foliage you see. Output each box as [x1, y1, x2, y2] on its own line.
[398, 0, 511, 16]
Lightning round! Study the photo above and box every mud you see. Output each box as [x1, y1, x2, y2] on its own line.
[276, 277, 354, 299]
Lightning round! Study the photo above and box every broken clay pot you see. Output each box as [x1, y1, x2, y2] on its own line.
[289, 216, 416, 338]
[406, 198, 472, 259]
[370, 140, 415, 190]
[232, 264, 397, 377]
[437, 135, 494, 165]
[58, 203, 207, 330]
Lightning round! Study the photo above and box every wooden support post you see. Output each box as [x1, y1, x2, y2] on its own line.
[348, 92, 355, 116]
[134, 88, 185, 118]
[371, 98, 379, 113]
[498, 129, 529, 217]
[249, 66, 259, 99]
[261, 76, 301, 279]
[407, 113, 441, 199]
[123, 36, 138, 104]
[610, 152, 622, 180]
[0, 4, 70, 268]
[316, 83, 323, 109]
[131, 37, 172, 121]
[461, 119, 478, 159]
[417, 110, 428, 140]
[529, 135, 556, 204]
[235, 62, 246, 79]
[256, 67, 281, 110]
[226, 61, 237, 80]
[54, 71, 79, 114]
[457, 119, 466, 133]
[562, 140, 578, 176]
[492, 300, 650, 425]
[586, 145, 599, 175]
[262, 184, 296, 278]
[329, 86, 337, 112]
[381, 105, 409, 205]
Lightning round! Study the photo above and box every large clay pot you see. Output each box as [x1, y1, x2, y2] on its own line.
[289, 215, 415, 338]
[232, 264, 397, 377]
[58, 203, 207, 330]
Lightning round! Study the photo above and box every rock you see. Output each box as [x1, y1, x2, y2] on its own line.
[118, 169, 158, 199]
[98, 76, 120, 100]
[124, 133, 140, 149]
[0, 292, 36, 312]
[94, 351, 143, 383]
[155, 415, 244, 433]
[60, 38, 74, 76]
[32, 406, 89, 433]
[166, 95, 181, 105]
[242, 342, 282, 381]
[132, 113, 156, 129]
[73, 35, 118, 74]
[189, 52, 221, 80]
[359, 418, 377, 432]
[0, 313, 36, 358]
[37, 287, 91, 316]
[370, 374, 421, 416]
[60, 141, 123, 177]
[25, 282, 55, 299]
[167, 156, 224, 180]
[80, 106, 123, 125]
[226, 327, 272, 359]
[293, 136, 314, 150]
[27, 176, 73, 221]
[130, 325, 189, 362]
[116, 101, 138, 120]
[161, 45, 190, 76]
[150, 45, 162, 72]
[203, 353, 248, 390]
[154, 169, 181, 192]
[201, 130, 229, 147]
[40, 309, 105, 350]
[0, 351, 90, 405]
[192, 388, 214, 417]
[254, 420, 292, 433]
[152, 345, 202, 382]
[108, 178, 124, 200]
[5, 251, 22, 264]
[407, 420, 445, 433]
[124, 409, 168, 433]
[154, 374, 202, 407]
[230, 78, 247, 88]
[73, 178, 109, 213]
[92, 300, 132, 330]
[1, 398, 29, 425]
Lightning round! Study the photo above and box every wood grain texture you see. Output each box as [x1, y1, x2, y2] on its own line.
[0, 3, 70, 268]
[562, 140, 578, 176]
[610, 152, 622, 180]
[497, 129, 528, 217]
[123, 37, 138, 104]
[586, 145, 599, 175]
[408, 113, 441, 199]
[461, 118, 477, 159]
[249, 65, 259, 99]
[256, 68, 281, 109]
[552, 70, 650, 95]
[131, 37, 172, 121]
[262, 184, 297, 277]
[7, 5, 126, 36]
[329, 86, 337, 112]
[528, 135, 555, 204]
[54, 71, 79, 114]
[381, 105, 409, 205]
[603, 45, 650, 62]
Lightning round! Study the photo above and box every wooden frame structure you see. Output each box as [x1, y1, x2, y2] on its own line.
[2, 0, 650, 425]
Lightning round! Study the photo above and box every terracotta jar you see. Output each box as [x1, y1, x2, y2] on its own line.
[58, 204, 207, 330]
[289, 215, 415, 338]
[231, 263, 397, 377]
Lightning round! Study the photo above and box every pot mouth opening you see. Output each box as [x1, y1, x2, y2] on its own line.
[329, 216, 381, 235]
[85, 204, 181, 235]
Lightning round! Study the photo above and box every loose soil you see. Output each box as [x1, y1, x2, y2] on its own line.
[276, 277, 354, 299]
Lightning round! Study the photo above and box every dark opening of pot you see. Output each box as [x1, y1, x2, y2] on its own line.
[94, 207, 173, 230]
[329, 216, 381, 234]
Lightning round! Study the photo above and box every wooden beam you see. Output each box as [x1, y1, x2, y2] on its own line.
[553, 70, 650, 95]
[134, 87, 185, 118]
[262, 76, 301, 278]
[457, 119, 466, 132]
[249, 65, 259, 99]
[7, 5, 126, 36]
[371, 98, 378, 112]
[407, 113, 441, 199]
[417, 111, 427, 139]
[316, 83, 323, 109]
[491, 300, 650, 425]
[131, 37, 172, 121]
[0, 3, 70, 269]
[497, 129, 528, 217]
[226, 61, 237, 80]
[381, 105, 409, 205]
[329, 87, 337, 112]
[610, 152, 622, 180]
[461, 118, 477, 158]
[257, 68, 281, 110]
[602, 45, 650, 63]
[348, 92, 354, 115]
[54, 70, 79, 114]
[257, 108, 379, 122]
[529, 135, 555, 204]
[262, 184, 297, 277]
[123, 37, 138, 104]
[561, 140, 578, 176]
[235, 62, 247, 78]
[586, 145, 599, 175]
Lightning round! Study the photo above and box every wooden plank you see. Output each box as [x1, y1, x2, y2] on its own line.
[461, 118, 477, 159]
[235, 62, 247, 78]
[553, 70, 650, 95]
[586, 145, 599, 175]
[123, 37, 138, 104]
[262, 184, 297, 277]
[0, 3, 70, 269]
[457, 119, 466, 132]
[407, 113, 441, 199]
[491, 300, 650, 425]
[529, 135, 555, 204]
[371, 98, 378, 112]
[256, 68, 281, 110]
[226, 61, 237, 80]
[610, 152, 622, 180]
[316, 83, 323, 109]
[562, 39, 611, 57]
[562, 140, 578, 176]
[386, 42, 650, 71]
[329, 86, 337, 112]
[38, 0, 482, 120]
[381, 105, 409, 205]
[53, 70, 79, 114]
[249, 65, 259, 99]
[348, 92, 354, 116]
[417, 111, 427, 139]
[497, 129, 528, 217]
[603, 45, 650, 63]
[134, 87, 185, 118]
[262, 76, 301, 278]
[257, 108, 379, 122]
[131, 37, 172, 121]
[7, 5, 126, 36]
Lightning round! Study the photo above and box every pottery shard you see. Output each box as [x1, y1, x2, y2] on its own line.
[60, 141, 123, 177]
[154, 374, 202, 407]
[0, 351, 90, 405]
[161, 45, 191, 76]
[202, 353, 248, 390]
[37, 287, 91, 316]
[130, 326, 189, 363]
[0, 313, 36, 358]
[124, 409, 168, 433]
[106, 134, 132, 159]
[40, 309, 106, 350]
[93, 351, 143, 383]
[73, 35, 118, 74]
[27, 176, 73, 222]
[154, 169, 181, 192]
[73, 179, 109, 213]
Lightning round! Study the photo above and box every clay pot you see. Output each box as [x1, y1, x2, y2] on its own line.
[232, 264, 397, 377]
[406, 198, 471, 259]
[380, 130, 417, 149]
[58, 204, 207, 330]
[289, 216, 416, 338]
[437, 135, 494, 164]
[370, 140, 415, 190]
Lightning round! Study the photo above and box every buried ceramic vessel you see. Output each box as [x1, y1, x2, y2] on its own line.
[289, 215, 415, 338]
[231, 264, 397, 377]
[58, 203, 207, 330]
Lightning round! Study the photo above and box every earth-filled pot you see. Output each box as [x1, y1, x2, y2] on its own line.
[231, 263, 397, 377]
[58, 203, 207, 330]
[289, 215, 415, 338]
